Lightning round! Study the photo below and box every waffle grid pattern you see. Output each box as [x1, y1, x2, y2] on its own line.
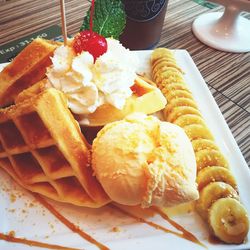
[0, 89, 108, 207]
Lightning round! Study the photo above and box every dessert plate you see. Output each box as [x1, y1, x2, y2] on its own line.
[0, 50, 249, 250]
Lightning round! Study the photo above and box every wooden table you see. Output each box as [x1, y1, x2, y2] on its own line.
[0, 0, 249, 167]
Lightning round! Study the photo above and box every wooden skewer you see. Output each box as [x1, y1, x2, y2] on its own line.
[60, 0, 68, 45]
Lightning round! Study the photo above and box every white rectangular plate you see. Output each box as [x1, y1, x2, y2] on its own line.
[0, 50, 249, 250]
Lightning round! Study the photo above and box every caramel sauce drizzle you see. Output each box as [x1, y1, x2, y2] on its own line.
[34, 194, 110, 250]
[109, 204, 182, 236]
[110, 204, 206, 248]
[152, 206, 206, 248]
[2, 193, 206, 250]
[0, 232, 82, 250]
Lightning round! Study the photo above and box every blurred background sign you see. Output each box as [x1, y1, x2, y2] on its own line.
[0, 25, 63, 63]
[193, 0, 218, 9]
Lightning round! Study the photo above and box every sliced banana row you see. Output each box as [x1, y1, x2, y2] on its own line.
[150, 48, 249, 244]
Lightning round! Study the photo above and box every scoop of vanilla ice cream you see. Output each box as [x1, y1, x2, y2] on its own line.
[92, 113, 199, 208]
[47, 38, 138, 117]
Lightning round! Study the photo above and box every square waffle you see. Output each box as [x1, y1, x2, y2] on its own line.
[0, 88, 110, 207]
[0, 38, 59, 108]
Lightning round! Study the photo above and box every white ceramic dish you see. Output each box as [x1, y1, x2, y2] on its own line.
[0, 50, 249, 250]
[192, 0, 250, 53]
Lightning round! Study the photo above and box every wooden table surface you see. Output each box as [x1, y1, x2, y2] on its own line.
[0, 0, 249, 167]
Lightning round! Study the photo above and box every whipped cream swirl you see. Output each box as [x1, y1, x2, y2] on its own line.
[47, 38, 138, 117]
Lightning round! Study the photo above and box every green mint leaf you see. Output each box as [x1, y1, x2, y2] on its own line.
[80, 0, 126, 40]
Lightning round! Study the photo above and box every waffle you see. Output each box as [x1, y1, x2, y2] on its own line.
[0, 38, 59, 108]
[77, 76, 167, 126]
[0, 88, 110, 207]
[15, 79, 50, 104]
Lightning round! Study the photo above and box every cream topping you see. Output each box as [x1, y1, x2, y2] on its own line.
[47, 38, 138, 117]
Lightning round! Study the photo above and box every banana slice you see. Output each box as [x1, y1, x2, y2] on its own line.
[197, 166, 238, 191]
[154, 67, 183, 84]
[161, 82, 191, 94]
[152, 54, 176, 64]
[196, 182, 239, 220]
[166, 106, 202, 123]
[164, 98, 198, 117]
[162, 88, 192, 99]
[152, 58, 177, 73]
[151, 48, 175, 64]
[183, 124, 214, 141]
[192, 139, 219, 152]
[164, 89, 194, 101]
[163, 106, 201, 123]
[195, 149, 229, 171]
[154, 69, 184, 85]
[209, 198, 249, 244]
[174, 114, 206, 128]
[152, 60, 183, 76]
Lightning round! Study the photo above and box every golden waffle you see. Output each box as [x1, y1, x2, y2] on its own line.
[77, 76, 167, 127]
[15, 79, 50, 104]
[150, 48, 249, 244]
[0, 88, 110, 207]
[0, 38, 59, 108]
